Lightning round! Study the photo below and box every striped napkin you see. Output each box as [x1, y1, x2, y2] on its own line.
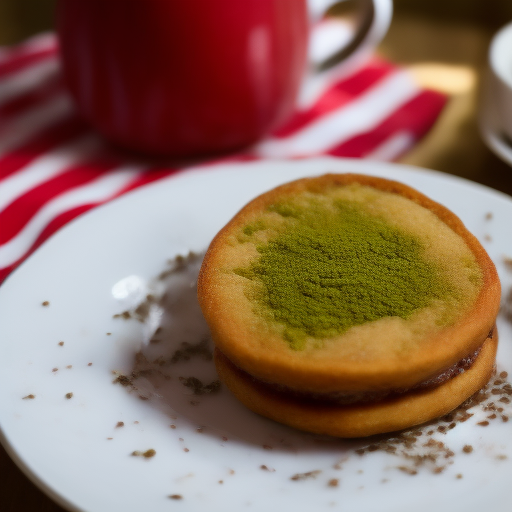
[0, 33, 447, 284]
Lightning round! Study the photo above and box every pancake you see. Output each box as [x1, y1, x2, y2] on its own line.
[198, 173, 501, 437]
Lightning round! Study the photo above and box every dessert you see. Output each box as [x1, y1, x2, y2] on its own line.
[198, 174, 501, 437]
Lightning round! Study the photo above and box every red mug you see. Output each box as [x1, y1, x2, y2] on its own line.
[56, 0, 391, 157]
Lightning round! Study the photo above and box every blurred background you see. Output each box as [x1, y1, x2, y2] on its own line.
[2, 0, 512, 510]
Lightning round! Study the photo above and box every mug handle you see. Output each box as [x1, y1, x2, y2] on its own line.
[300, 0, 393, 107]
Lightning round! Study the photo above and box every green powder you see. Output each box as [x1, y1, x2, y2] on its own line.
[235, 199, 455, 350]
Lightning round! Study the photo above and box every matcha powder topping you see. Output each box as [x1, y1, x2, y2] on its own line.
[235, 200, 454, 350]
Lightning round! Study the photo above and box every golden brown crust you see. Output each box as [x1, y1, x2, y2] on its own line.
[198, 174, 500, 395]
[214, 331, 498, 438]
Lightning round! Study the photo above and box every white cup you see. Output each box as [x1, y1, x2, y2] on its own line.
[489, 21, 512, 142]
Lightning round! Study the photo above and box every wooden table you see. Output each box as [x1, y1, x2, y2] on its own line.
[2, 0, 512, 510]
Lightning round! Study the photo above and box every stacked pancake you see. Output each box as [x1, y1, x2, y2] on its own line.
[198, 174, 501, 437]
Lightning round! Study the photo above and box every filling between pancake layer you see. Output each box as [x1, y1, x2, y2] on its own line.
[220, 327, 495, 406]
[233, 185, 483, 352]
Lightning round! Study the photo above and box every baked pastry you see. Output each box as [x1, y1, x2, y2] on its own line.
[198, 174, 501, 437]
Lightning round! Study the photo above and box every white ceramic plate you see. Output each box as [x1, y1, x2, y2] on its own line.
[1, 157, 512, 512]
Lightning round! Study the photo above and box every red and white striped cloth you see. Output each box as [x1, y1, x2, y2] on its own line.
[0, 33, 447, 284]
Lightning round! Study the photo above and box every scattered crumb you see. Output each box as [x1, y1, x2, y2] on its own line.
[115, 422, 124, 428]
[291, 470, 322, 481]
[65, 392, 73, 399]
[218, 480, 223, 484]
[497, 454, 508, 460]
[113, 311, 132, 320]
[111, 339, 218, 403]
[106, 332, 111, 336]
[113, 374, 131, 387]
[456, 474, 463, 479]
[42, 301, 50, 306]
[503, 257, 512, 270]
[22, 394, 35, 399]
[66, 365, 72, 369]
[260, 465, 275, 472]
[179, 376, 221, 395]
[398, 466, 418, 476]
[131, 449, 156, 458]
[462, 445, 473, 453]
[58, 341, 64, 346]
[328, 479, 339, 487]
[87, 362, 93, 366]
[168, 495, 182, 500]
[158, 252, 198, 280]
[170, 424, 176, 429]
[52, 368, 58, 372]
[107, 437, 113, 440]
[484, 234, 492, 242]
[169, 338, 213, 363]
[477, 421, 490, 426]
[229, 469, 235, 475]
[485, 212, 493, 220]
[333, 459, 348, 470]
[184, 448, 189, 453]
